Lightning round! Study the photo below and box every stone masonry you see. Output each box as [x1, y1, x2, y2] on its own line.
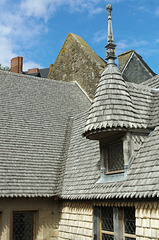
[48, 33, 106, 100]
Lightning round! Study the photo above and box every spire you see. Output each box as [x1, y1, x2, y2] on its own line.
[83, 4, 145, 140]
[105, 4, 116, 61]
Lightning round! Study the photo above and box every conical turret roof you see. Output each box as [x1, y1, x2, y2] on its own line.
[83, 5, 145, 139]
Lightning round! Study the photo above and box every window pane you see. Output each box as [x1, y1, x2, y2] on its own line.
[124, 207, 136, 235]
[107, 142, 124, 172]
[13, 212, 34, 240]
[102, 233, 114, 240]
[101, 207, 114, 232]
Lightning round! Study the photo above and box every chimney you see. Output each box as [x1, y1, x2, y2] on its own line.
[10, 56, 23, 73]
[28, 68, 39, 74]
[118, 50, 133, 72]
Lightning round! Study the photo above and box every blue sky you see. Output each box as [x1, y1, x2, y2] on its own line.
[0, 0, 159, 73]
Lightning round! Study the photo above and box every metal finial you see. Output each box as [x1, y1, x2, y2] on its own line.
[106, 4, 112, 16]
[106, 4, 113, 44]
[105, 4, 116, 61]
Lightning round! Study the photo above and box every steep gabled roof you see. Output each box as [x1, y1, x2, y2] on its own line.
[119, 50, 156, 83]
[0, 70, 90, 197]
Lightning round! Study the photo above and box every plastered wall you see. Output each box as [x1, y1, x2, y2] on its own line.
[0, 198, 59, 240]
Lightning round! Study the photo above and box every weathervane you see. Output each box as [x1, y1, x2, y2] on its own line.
[105, 4, 116, 61]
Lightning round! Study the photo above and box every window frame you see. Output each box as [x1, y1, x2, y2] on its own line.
[122, 207, 136, 240]
[12, 211, 36, 240]
[100, 139, 125, 175]
[93, 206, 136, 240]
[100, 207, 114, 240]
[106, 141, 124, 174]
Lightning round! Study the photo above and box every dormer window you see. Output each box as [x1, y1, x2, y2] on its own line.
[106, 141, 124, 174]
[98, 131, 149, 183]
[98, 135, 127, 183]
[100, 138, 124, 176]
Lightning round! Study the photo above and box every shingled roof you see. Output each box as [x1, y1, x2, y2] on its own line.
[0, 70, 90, 197]
[0, 4, 159, 203]
[83, 5, 148, 139]
[83, 61, 147, 139]
[61, 80, 159, 200]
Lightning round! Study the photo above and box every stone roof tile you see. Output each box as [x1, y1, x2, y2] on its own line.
[0, 70, 90, 197]
[61, 106, 159, 200]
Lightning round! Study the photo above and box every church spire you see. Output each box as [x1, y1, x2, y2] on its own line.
[105, 4, 116, 61]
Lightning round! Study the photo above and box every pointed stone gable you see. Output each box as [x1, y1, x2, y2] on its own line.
[48, 33, 106, 99]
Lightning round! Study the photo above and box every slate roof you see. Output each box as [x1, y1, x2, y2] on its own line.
[83, 61, 148, 138]
[0, 70, 90, 197]
[61, 79, 159, 200]
[142, 74, 159, 89]
[1, 1, 159, 201]
[0, 65, 159, 200]
[119, 50, 156, 83]
[23, 68, 50, 78]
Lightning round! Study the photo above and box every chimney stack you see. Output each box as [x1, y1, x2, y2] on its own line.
[28, 68, 39, 74]
[10, 56, 23, 74]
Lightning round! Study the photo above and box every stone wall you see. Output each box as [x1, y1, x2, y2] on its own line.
[0, 198, 59, 240]
[118, 50, 133, 72]
[136, 202, 159, 240]
[59, 202, 93, 240]
[48, 33, 106, 100]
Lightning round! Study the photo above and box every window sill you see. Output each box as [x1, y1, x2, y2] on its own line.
[105, 169, 125, 175]
[97, 168, 128, 183]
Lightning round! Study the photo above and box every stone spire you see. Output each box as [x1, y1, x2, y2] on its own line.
[105, 4, 116, 61]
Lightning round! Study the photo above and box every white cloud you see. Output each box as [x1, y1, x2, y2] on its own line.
[23, 61, 43, 71]
[20, 0, 102, 19]
[0, 0, 7, 4]
[0, 1, 45, 67]
[20, 0, 58, 19]
[0, 0, 103, 68]
[117, 39, 148, 50]
[117, 40, 128, 49]
[0, 37, 17, 68]
[115, 38, 149, 56]
[155, 7, 159, 15]
[93, 30, 107, 43]
[88, 7, 103, 15]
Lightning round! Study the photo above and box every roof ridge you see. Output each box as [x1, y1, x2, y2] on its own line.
[0, 69, 82, 88]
